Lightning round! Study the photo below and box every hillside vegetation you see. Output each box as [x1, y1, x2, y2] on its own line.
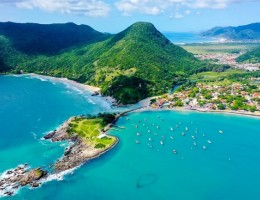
[0, 22, 209, 104]
[236, 46, 260, 63]
[0, 22, 109, 55]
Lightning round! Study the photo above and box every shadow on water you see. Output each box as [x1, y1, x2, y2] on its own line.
[136, 173, 157, 188]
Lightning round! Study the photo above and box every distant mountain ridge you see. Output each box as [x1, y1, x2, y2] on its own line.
[201, 23, 260, 40]
[0, 21, 208, 104]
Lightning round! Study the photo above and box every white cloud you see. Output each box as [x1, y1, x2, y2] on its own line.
[174, 12, 184, 19]
[115, 0, 259, 16]
[115, 0, 186, 16]
[185, 10, 190, 14]
[1, 0, 259, 17]
[1, 0, 110, 17]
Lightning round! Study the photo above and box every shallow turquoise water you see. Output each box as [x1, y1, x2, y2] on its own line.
[0, 75, 112, 172]
[1, 76, 260, 200]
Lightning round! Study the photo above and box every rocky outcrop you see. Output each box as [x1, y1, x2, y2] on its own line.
[43, 130, 56, 139]
[19, 168, 47, 186]
[44, 117, 75, 142]
[0, 165, 47, 197]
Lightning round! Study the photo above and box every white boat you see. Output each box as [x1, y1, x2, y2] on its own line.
[148, 138, 152, 141]
[191, 135, 195, 140]
[136, 132, 140, 136]
[219, 130, 224, 134]
[172, 150, 177, 154]
[148, 130, 151, 133]
[170, 127, 174, 131]
[207, 140, 212, 144]
[203, 146, 207, 150]
[181, 132, 185, 136]
[185, 127, 188, 131]
[193, 142, 197, 146]
[135, 140, 140, 144]
[160, 141, 164, 145]
[202, 134, 205, 137]
[170, 136, 174, 140]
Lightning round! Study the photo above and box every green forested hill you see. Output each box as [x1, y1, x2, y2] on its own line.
[0, 22, 206, 104]
[236, 47, 260, 63]
[0, 22, 109, 55]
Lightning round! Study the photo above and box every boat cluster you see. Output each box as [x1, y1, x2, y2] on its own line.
[131, 116, 222, 156]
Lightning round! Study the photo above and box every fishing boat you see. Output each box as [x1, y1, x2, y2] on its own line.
[191, 135, 195, 140]
[185, 127, 188, 131]
[172, 150, 177, 154]
[160, 141, 164, 145]
[170, 127, 174, 131]
[148, 138, 152, 141]
[203, 146, 207, 150]
[207, 140, 212, 144]
[219, 130, 224, 134]
[193, 142, 197, 146]
[170, 136, 174, 140]
[136, 132, 140, 136]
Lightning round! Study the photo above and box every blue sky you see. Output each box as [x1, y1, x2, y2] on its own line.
[0, 0, 259, 33]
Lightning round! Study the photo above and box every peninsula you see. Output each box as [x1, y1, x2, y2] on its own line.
[0, 113, 119, 196]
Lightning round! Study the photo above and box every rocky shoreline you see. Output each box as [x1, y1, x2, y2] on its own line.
[0, 116, 119, 197]
[48, 119, 119, 172]
[0, 165, 47, 196]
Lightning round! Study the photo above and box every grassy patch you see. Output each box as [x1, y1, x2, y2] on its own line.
[190, 69, 246, 84]
[68, 116, 117, 148]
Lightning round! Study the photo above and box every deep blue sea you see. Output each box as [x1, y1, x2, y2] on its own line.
[163, 32, 217, 44]
[1, 75, 260, 199]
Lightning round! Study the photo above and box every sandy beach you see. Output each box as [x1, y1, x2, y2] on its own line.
[18, 73, 260, 118]
[25, 73, 101, 93]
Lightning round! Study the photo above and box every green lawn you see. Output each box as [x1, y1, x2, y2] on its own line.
[190, 69, 247, 85]
[68, 117, 117, 148]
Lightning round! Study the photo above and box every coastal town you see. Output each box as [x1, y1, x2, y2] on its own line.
[195, 53, 260, 71]
[150, 82, 260, 115]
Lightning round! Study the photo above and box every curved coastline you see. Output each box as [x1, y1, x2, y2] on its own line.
[12, 73, 260, 118]
[130, 105, 260, 118]
[1, 73, 259, 197]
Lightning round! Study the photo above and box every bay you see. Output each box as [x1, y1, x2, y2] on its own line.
[1, 76, 260, 200]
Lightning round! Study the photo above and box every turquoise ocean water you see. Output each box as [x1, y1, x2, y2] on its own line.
[1, 75, 260, 200]
[163, 32, 218, 44]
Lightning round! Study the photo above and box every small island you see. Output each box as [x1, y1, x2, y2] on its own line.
[49, 114, 119, 172]
[0, 113, 119, 196]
